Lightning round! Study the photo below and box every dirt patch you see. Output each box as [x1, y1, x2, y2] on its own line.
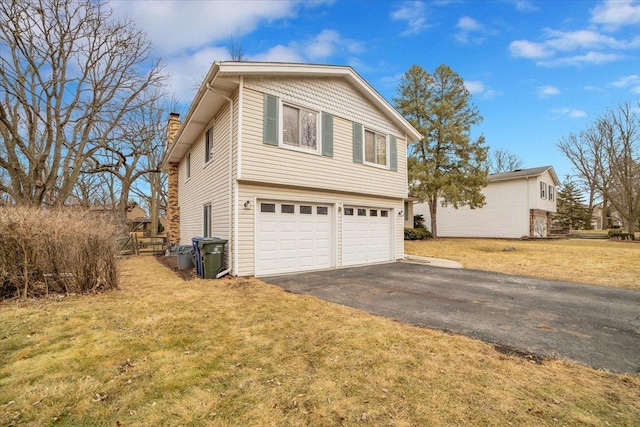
[155, 255, 198, 281]
[494, 343, 548, 365]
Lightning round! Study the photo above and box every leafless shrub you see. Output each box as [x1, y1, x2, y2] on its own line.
[0, 207, 119, 299]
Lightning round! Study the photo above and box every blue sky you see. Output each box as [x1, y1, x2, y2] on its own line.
[112, 0, 640, 181]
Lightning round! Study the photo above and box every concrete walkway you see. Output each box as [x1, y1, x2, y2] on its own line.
[403, 254, 463, 269]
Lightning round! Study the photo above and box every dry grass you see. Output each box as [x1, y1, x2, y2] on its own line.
[1, 256, 639, 426]
[405, 238, 640, 290]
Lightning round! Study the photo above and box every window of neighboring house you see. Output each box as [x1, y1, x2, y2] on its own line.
[205, 127, 213, 164]
[282, 103, 317, 151]
[186, 152, 191, 179]
[540, 181, 546, 199]
[364, 129, 387, 166]
[548, 185, 554, 201]
[203, 204, 212, 237]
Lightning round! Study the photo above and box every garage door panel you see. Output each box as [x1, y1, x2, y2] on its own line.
[343, 205, 392, 266]
[256, 201, 333, 276]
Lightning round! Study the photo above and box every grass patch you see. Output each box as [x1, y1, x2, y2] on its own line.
[405, 238, 640, 290]
[1, 256, 639, 426]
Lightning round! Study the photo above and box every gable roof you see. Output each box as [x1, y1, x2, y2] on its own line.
[164, 61, 422, 164]
[488, 165, 560, 186]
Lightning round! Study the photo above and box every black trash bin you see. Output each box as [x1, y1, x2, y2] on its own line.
[198, 238, 227, 279]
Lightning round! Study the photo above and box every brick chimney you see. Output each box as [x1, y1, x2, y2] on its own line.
[167, 112, 181, 247]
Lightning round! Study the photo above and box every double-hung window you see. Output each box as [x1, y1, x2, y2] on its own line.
[540, 182, 547, 199]
[364, 128, 387, 166]
[283, 104, 317, 150]
[205, 127, 213, 163]
[548, 185, 554, 201]
[263, 94, 333, 157]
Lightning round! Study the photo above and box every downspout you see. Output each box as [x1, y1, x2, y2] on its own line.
[234, 77, 244, 276]
[205, 80, 233, 278]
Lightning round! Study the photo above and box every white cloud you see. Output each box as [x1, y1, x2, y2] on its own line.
[464, 80, 501, 99]
[509, 40, 552, 58]
[391, 1, 429, 36]
[111, 0, 299, 55]
[160, 26, 358, 101]
[508, 0, 539, 12]
[591, 0, 640, 29]
[457, 16, 483, 32]
[551, 107, 587, 118]
[543, 29, 640, 51]
[454, 16, 495, 44]
[510, 27, 638, 66]
[464, 80, 485, 94]
[540, 51, 622, 67]
[164, 46, 231, 102]
[250, 45, 305, 63]
[300, 29, 363, 60]
[610, 74, 640, 87]
[609, 74, 640, 94]
[537, 86, 561, 98]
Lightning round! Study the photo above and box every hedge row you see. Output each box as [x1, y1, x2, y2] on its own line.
[0, 207, 120, 299]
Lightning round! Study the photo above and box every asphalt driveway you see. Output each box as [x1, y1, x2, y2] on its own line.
[261, 262, 640, 373]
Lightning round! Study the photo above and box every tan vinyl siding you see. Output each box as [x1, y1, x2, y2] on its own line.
[236, 182, 403, 276]
[178, 98, 235, 268]
[240, 83, 408, 200]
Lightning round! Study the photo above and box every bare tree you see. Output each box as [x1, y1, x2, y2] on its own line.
[557, 101, 640, 234]
[488, 148, 524, 173]
[229, 37, 246, 61]
[0, 0, 166, 207]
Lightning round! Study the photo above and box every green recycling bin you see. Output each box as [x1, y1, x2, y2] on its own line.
[197, 238, 227, 279]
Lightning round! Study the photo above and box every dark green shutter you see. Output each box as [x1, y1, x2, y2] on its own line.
[263, 94, 278, 146]
[390, 135, 397, 171]
[352, 122, 363, 163]
[321, 112, 333, 157]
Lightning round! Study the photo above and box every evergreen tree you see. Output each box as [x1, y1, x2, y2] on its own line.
[394, 64, 488, 238]
[555, 177, 590, 230]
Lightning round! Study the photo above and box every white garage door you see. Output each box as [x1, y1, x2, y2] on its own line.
[256, 201, 332, 276]
[343, 206, 392, 266]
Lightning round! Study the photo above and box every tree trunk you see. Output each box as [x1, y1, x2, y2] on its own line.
[429, 197, 438, 239]
[150, 172, 159, 238]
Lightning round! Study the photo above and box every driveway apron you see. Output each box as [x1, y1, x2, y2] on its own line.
[262, 262, 640, 373]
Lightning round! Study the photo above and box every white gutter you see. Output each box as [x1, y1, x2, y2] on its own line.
[205, 79, 233, 279]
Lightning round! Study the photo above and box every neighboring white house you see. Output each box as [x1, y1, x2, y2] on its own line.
[162, 61, 421, 277]
[414, 166, 560, 238]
